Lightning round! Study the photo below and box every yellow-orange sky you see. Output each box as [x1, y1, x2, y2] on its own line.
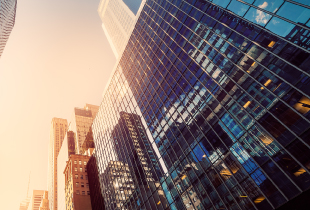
[0, 0, 116, 209]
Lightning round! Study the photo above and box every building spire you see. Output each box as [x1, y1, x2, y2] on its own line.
[27, 172, 31, 198]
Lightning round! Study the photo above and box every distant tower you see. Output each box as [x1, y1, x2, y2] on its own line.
[19, 173, 31, 210]
[28, 190, 45, 210]
[47, 118, 68, 210]
[97, 0, 145, 58]
[0, 0, 17, 57]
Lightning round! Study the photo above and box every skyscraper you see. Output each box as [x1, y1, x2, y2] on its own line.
[27, 190, 45, 210]
[71, 104, 99, 154]
[97, 0, 145, 58]
[56, 104, 98, 210]
[92, 0, 310, 209]
[19, 197, 31, 210]
[48, 118, 68, 210]
[0, 0, 17, 57]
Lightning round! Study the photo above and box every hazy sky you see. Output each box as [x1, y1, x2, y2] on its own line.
[0, 0, 116, 209]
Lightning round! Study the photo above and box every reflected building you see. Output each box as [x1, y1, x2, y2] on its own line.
[93, 0, 310, 210]
[0, 0, 17, 57]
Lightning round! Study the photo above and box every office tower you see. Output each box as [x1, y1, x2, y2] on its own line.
[0, 0, 17, 57]
[93, 0, 310, 209]
[19, 197, 31, 210]
[27, 190, 45, 210]
[97, 0, 145, 58]
[64, 154, 92, 210]
[48, 118, 68, 210]
[92, 0, 310, 209]
[71, 104, 99, 154]
[87, 152, 105, 210]
[39, 191, 50, 210]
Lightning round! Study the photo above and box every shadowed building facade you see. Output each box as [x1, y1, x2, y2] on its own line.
[87, 152, 106, 210]
[0, 0, 17, 57]
[93, 0, 310, 209]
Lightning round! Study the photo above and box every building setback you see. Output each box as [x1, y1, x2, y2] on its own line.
[0, 0, 17, 57]
[27, 190, 45, 210]
[64, 154, 92, 210]
[39, 191, 50, 210]
[93, 0, 310, 210]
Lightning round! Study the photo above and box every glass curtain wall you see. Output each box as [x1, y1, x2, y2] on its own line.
[93, 0, 310, 209]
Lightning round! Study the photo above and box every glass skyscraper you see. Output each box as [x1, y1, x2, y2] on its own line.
[93, 0, 310, 209]
[0, 0, 17, 57]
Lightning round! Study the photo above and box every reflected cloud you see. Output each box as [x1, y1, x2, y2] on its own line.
[255, 2, 271, 25]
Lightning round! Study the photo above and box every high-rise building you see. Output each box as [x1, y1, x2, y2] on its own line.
[19, 197, 31, 210]
[97, 0, 145, 58]
[86, 152, 106, 210]
[71, 104, 99, 154]
[39, 191, 50, 210]
[64, 154, 92, 210]
[0, 0, 17, 57]
[92, 0, 310, 209]
[56, 104, 98, 210]
[27, 190, 45, 210]
[48, 118, 68, 210]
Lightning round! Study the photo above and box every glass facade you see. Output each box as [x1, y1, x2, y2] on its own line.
[93, 0, 310, 209]
[0, 0, 17, 57]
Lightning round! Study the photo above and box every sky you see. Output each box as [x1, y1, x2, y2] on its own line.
[0, 0, 116, 209]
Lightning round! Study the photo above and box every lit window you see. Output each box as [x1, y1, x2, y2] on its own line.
[76, 182, 79, 187]
[76, 190, 79, 195]
[75, 174, 78, 179]
[268, 41, 275, 48]
[84, 161, 87, 165]
[80, 168, 82, 172]
[74, 160, 77, 164]
[74, 168, 77, 172]
[79, 160, 81, 165]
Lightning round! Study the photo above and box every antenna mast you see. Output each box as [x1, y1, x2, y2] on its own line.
[27, 172, 31, 197]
